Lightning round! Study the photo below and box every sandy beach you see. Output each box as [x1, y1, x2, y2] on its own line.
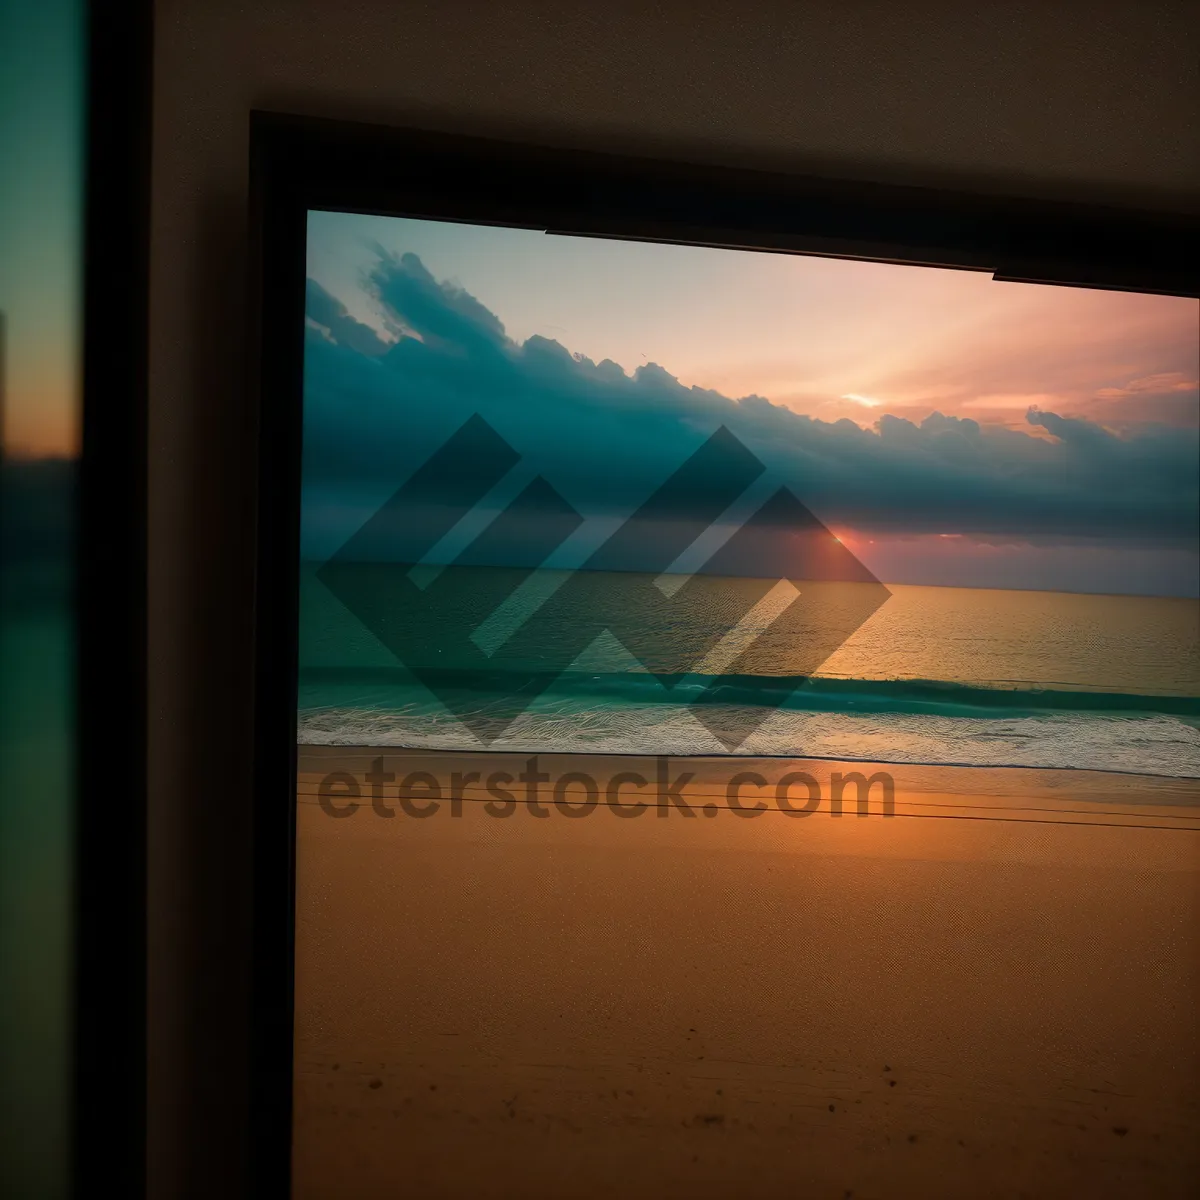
[292, 748, 1200, 1199]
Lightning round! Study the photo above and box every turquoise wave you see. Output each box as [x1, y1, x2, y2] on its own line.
[297, 666, 1200, 721]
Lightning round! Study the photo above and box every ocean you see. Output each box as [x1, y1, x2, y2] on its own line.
[297, 567, 1200, 778]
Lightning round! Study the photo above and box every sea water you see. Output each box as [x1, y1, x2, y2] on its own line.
[297, 567, 1200, 778]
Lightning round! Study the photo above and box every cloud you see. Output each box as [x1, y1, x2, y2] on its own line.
[301, 254, 1199, 585]
[1095, 371, 1197, 399]
[304, 279, 389, 358]
[368, 250, 507, 355]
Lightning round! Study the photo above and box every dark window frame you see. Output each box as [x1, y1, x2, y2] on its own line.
[249, 109, 1199, 1199]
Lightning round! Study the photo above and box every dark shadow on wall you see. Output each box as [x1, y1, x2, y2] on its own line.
[148, 192, 256, 1197]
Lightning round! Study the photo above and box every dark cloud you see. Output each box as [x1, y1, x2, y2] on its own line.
[368, 250, 507, 356]
[301, 255, 1198, 591]
[304, 279, 388, 358]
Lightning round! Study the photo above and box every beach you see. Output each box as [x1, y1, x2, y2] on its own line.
[292, 748, 1200, 1199]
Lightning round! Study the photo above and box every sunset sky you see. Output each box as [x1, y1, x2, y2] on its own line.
[303, 210, 1199, 597]
[307, 211, 1198, 431]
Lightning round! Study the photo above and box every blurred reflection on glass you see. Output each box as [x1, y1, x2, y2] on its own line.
[0, 2, 83, 1196]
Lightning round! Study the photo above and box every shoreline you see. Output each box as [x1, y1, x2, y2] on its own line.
[298, 738, 1200, 784]
[298, 745, 1200, 821]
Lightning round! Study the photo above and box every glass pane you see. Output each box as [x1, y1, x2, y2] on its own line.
[0, 2, 84, 1196]
[292, 210, 1199, 1198]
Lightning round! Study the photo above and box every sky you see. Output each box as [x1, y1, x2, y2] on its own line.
[302, 210, 1199, 597]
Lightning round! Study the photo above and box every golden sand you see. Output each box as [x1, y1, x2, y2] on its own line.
[292, 750, 1200, 1199]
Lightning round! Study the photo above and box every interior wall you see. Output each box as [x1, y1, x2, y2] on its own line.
[147, 2, 1200, 1196]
